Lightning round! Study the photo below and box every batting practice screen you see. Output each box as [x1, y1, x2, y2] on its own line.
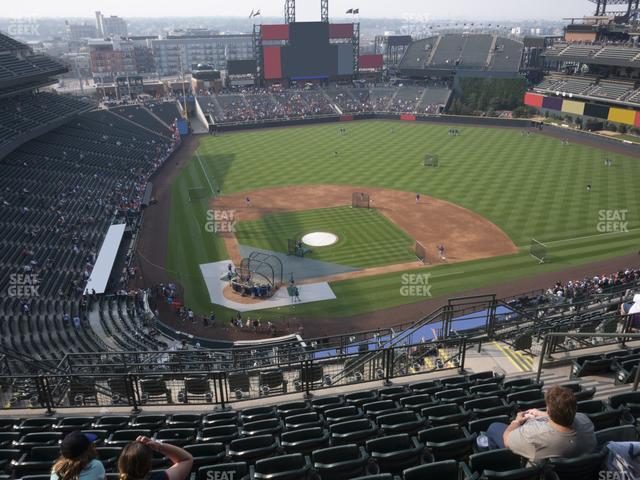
[415, 241, 427, 263]
[529, 239, 548, 263]
[352, 192, 370, 209]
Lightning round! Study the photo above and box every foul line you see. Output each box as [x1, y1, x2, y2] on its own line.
[516, 228, 640, 249]
[196, 150, 216, 195]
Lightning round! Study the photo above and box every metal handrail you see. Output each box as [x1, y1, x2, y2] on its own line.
[535, 331, 640, 389]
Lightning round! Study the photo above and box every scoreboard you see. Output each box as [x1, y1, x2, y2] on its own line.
[261, 22, 355, 80]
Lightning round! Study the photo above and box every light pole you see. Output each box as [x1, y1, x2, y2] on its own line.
[179, 47, 189, 121]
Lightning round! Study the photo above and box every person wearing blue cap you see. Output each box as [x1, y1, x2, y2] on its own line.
[51, 431, 105, 480]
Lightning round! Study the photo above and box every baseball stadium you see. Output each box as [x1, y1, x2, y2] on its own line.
[2, 0, 640, 477]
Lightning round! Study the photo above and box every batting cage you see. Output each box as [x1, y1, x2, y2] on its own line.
[188, 187, 208, 202]
[352, 192, 370, 209]
[424, 154, 439, 167]
[415, 241, 427, 264]
[529, 239, 548, 264]
[237, 252, 284, 289]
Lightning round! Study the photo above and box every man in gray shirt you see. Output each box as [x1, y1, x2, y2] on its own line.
[486, 385, 597, 462]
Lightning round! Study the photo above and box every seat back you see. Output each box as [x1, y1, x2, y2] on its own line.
[197, 462, 248, 480]
[169, 414, 201, 428]
[200, 425, 239, 443]
[547, 450, 607, 480]
[330, 418, 375, 435]
[203, 411, 238, 427]
[403, 460, 458, 480]
[29, 446, 60, 462]
[465, 397, 502, 410]
[366, 433, 412, 453]
[345, 391, 377, 407]
[418, 424, 463, 444]
[184, 377, 210, 396]
[230, 434, 274, 451]
[285, 412, 321, 429]
[139, 378, 169, 399]
[595, 425, 637, 446]
[254, 453, 307, 475]
[312, 443, 360, 464]
[299, 364, 323, 384]
[326, 405, 361, 422]
[282, 427, 325, 443]
[312, 396, 344, 413]
[228, 372, 251, 394]
[259, 370, 284, 389]
[609, 391, 640, 409]
[468, 449, 523, 473]
[467, 416, 510, 435]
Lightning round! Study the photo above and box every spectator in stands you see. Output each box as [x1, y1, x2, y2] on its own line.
[51, 431, 104, 480]
[118, 436, 192, 480]
[621, 293, 640, 331]
[485, 385, 596, 462]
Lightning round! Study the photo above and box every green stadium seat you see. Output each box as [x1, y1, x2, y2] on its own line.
[312, 444, 369, 480]
[403, 460, 459, 480]
[365, 433, 424, 474]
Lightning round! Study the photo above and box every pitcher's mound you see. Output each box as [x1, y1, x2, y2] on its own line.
[302, 232, 338, 247]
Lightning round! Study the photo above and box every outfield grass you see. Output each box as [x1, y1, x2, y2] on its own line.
[166, 121, 640, 318]
[234, 206, 416, 269]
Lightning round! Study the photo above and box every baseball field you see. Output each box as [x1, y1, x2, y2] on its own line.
[165, 120, 640, 320]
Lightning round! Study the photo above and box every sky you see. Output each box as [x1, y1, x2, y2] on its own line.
[5, 0, 594, 21]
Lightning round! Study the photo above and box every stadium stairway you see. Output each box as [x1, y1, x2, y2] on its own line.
[86, 303, 120, 352]
[386, 89, 400, 111]
[428, 36, 442, 65]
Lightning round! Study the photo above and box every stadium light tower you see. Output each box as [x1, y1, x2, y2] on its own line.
[285, 0, 296, 24]
[321, 0, 329, 22]
[589, 0, 640, 21]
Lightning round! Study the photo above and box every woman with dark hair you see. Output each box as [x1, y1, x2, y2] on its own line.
[118, 436, 192, 480]
[51, 431, 105, 480]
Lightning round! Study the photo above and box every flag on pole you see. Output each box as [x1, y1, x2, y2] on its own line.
[346, 8, 353, 14]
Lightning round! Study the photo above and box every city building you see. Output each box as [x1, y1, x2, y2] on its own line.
[129, 36, 157, 74]
[65, 22, 98, 42]
[88, 37, 135, 83]
[95, 11, 128, 38]
[151, 30, 253, 76]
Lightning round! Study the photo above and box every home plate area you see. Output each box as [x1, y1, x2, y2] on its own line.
[200, 260, 337, 312]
